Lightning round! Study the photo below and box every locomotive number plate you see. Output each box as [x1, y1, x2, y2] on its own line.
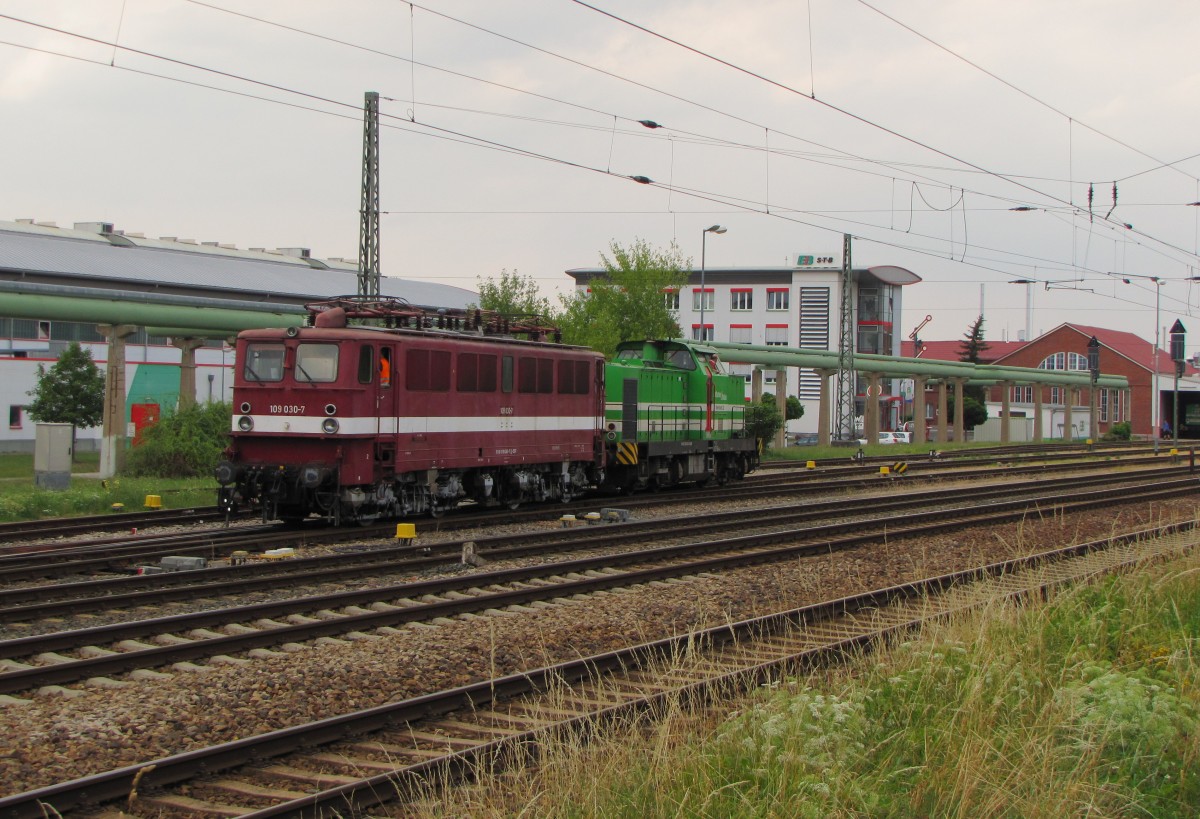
[270, 405, 306, 414]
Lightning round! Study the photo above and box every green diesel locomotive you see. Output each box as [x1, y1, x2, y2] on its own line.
[603, 339, 759, 490]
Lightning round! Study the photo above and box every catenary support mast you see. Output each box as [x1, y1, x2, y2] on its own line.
[358, 91, 381, 298]
[833, 233, 855, 440]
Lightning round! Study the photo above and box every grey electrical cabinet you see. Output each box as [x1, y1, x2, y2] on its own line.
[34, 422, 73, 490]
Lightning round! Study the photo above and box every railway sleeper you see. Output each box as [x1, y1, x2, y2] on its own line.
[134, 793, 246, 817]
[202, 778, 309, 802]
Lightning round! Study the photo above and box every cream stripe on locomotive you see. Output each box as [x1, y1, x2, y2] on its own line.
[603, 401, 747, 429]
[236, 415, 604, 435]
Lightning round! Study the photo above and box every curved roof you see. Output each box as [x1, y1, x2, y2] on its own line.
[0, 220, 475, 309]
[866, 265, 921, 286]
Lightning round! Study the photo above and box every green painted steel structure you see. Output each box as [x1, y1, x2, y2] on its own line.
[702, 340, 1128, 389]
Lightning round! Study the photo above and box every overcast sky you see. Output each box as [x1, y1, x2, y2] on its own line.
[3, 1, 1199, 351]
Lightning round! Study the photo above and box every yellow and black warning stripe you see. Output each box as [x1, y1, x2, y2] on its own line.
[616, 441, 639, 465]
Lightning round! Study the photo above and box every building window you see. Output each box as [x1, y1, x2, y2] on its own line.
[692, 289, 714, 312]
[1011, 386, 1032, 403]
[692, 325, 714, 342]
[1099, 388, 1109, 422]
[1050, 386, 1062, 404]
[764, 326, 788, 347]
[1039, 352, 1066, 371]
[729, 325, 752, 344]
[767, 289, 789, 311]
[663, 289, 679, 311]
[1067, 352, 1088, 371]
[730, 289, 753, 311]
[8, 405, 21, 429]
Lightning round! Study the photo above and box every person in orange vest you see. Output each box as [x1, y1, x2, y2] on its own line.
[379, 349, 391, 386]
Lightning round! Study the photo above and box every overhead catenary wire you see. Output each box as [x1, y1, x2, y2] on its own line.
[2, 16, 1193, 287]
[2, 7, 1198, 305]
[565, 0, 1198, 260]
[178, 0, 1194, 219]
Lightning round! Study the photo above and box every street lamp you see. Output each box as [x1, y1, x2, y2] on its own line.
[698, 225, 727, 341]
[1170, 319, 1186, 446]
[1087, 336, 1100, 442]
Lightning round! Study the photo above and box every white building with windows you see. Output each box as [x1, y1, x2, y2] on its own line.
[566, 255, 921, 434]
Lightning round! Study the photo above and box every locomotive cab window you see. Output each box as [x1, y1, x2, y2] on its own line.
[294, 343, 339, 383]
[663, 348, 697, 371]
[357, 345, 374, 384]
[243, 343, 285, 382]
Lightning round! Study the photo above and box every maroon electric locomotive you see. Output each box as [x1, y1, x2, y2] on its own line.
[216, 298, 605, 522]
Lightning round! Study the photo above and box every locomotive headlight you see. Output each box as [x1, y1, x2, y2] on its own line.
[237, 416, 254, 432]
[324, 403, 337, 416]
[321, 418, 340, 434]
[239, 402, 251, 414]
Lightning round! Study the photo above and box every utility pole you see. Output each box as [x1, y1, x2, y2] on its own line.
[358, 91, 381, 299]
[833, 233, 855, 440]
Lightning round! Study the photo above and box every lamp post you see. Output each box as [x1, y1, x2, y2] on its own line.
[1087, 336, 1100, 442]
[698, 225, 727, 340]
[1170, 319, 1186, 446]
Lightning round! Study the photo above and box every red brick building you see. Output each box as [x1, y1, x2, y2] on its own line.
[906, 324, 1199, 439]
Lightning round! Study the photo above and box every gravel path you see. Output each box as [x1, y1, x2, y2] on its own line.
[0, 496, 1195, 798]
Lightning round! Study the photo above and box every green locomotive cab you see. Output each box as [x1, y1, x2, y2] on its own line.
[604, 339, 759, 491]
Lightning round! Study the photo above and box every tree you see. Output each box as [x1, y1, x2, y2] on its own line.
[959, 314, 991, 364]
[473, 268, 554, 319]
[26, 342, 105, 458]
[761, 392, 805, 421]
[947, 394, 989, 430]
[744, 400, 783, 443]
[957, 315, 990, 408]
[557, 238, 689, 357]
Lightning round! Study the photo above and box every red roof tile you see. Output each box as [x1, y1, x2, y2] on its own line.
[901, 339, 1026, 363]
[993, 323, 1197, 376]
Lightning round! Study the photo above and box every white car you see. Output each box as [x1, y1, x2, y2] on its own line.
[878, 431, 912, 445]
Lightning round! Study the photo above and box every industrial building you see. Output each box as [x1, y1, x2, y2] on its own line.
[0, 218, 475, 453]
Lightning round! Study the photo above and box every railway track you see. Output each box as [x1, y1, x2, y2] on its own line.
[3, 516, 1193, 818]
[0, 473, 1193, 696]
[0, 447, 1183, 584]
[0, 466, 1190, 623]
[0, 506, 246, 544]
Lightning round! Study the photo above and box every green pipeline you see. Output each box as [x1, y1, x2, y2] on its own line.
[0, 290, 303, 333]
[700, 340, 1128, 389]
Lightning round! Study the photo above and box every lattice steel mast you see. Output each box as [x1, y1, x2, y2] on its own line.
[833, 233, 856, 440]
[357, 91, 381, 298]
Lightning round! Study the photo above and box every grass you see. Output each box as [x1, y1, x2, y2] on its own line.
[431, 545, 1200, 818]
[0, 451, 218, 521]
[0, 450, 100, 479]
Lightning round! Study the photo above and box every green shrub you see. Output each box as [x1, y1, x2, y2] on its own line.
[124, 401, 231, 478]
[1104, 420, 1132, 441]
